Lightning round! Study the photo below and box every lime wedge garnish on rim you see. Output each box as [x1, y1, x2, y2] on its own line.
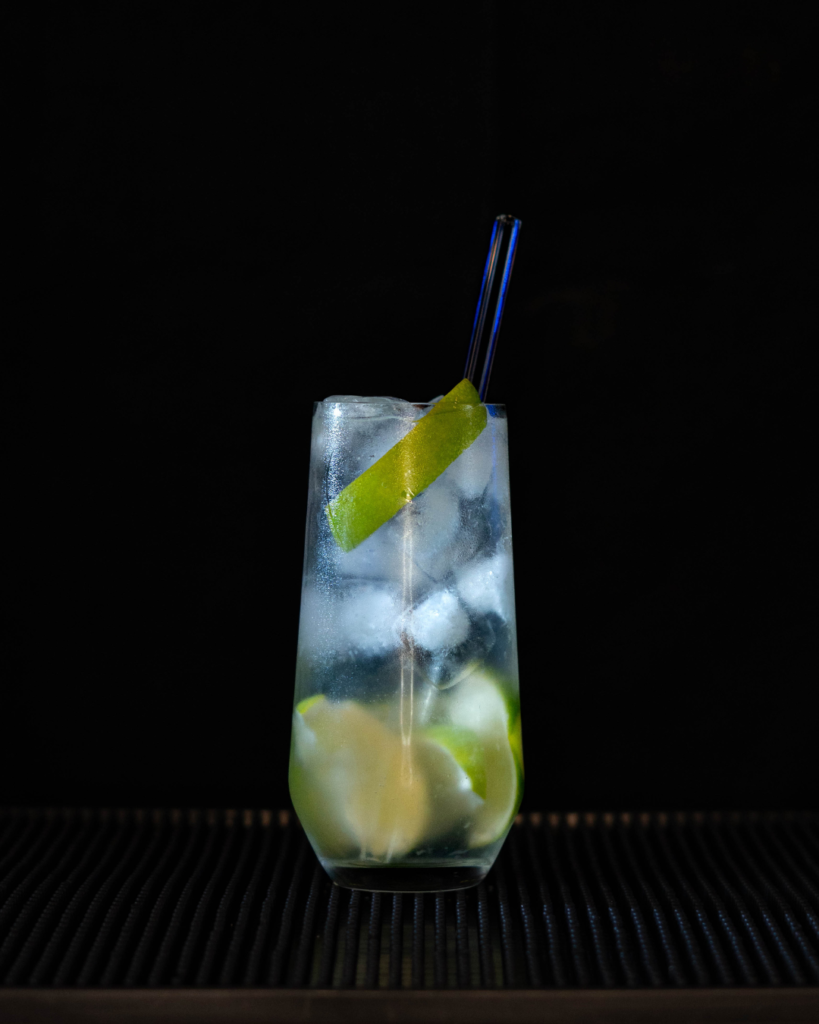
[326, 378, 487, 552]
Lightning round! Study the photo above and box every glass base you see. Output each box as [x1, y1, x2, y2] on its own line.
[325, 862, 488, 893]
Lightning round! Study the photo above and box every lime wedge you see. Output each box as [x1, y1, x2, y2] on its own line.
[444, 671, 524, 847]
[422, 725, 487, 800]
[412, 727, 485, 842]
[289, 697, 428, 860]
[326, 379, 487, 552]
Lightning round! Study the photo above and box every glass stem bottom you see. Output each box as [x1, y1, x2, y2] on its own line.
[324, 862, 488, 893]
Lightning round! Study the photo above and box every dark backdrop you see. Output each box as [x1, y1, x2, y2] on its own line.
[5, 3, 817, 812]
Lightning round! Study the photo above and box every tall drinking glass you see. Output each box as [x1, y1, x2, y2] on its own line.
[289, 391, 522, 892]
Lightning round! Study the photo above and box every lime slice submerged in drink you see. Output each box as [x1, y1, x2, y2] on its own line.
[443, 671, 524, 847]
[326, 379, 487, 552]
[290, 684, 521, 858]
[422, 725, 488, 800]
[290, 697, 429, 860]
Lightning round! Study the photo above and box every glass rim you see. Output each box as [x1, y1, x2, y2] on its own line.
[315, 400, 507, 410]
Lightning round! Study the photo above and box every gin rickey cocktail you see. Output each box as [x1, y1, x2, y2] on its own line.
[289, 378, 523, 892]
[290, 214, 523, 891]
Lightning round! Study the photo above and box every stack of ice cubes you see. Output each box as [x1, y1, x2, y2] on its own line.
[301, 397, 513, 696]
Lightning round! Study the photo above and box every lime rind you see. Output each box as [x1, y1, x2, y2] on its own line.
[423, 725, 488, 800]
[508, 711, 524, 778]
[443, 669, 524, 847]
[326, 379, 487, 552]
[295, 693, 325, 715]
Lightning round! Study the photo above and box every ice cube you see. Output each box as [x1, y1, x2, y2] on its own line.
[398, 481, 461, 581]
[321, 397, 416, 494]
[298, 583, 403, 661]
[405, 589, 470, 652]
[456, 551, 514, 621]
[331, 521, 403, 581]
[337, 584, 402, 655]
[323, 395, 413, 416]
[412, 613, 497, 691]
[440, 415, 508, 500]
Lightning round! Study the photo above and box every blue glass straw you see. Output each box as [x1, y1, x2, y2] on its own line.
[464, 215, 522, 402]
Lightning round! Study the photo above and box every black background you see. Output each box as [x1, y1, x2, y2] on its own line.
[6, 3, 817, 812]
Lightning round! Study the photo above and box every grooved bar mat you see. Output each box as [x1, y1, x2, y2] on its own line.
[2, 809, 819, 995]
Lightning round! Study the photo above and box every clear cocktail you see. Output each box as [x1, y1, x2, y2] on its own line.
[289, 380, 523, 892]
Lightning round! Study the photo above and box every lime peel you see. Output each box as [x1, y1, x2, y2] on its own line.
[423, 725, 488, 800]
[296, 694, 325, 715]
[326, 379, 487, 552]
[444, 670, 524, 847]
[508, 711, 524, 777]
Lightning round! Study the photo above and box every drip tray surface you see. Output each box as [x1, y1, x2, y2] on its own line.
[1, 808, 818, 1022]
